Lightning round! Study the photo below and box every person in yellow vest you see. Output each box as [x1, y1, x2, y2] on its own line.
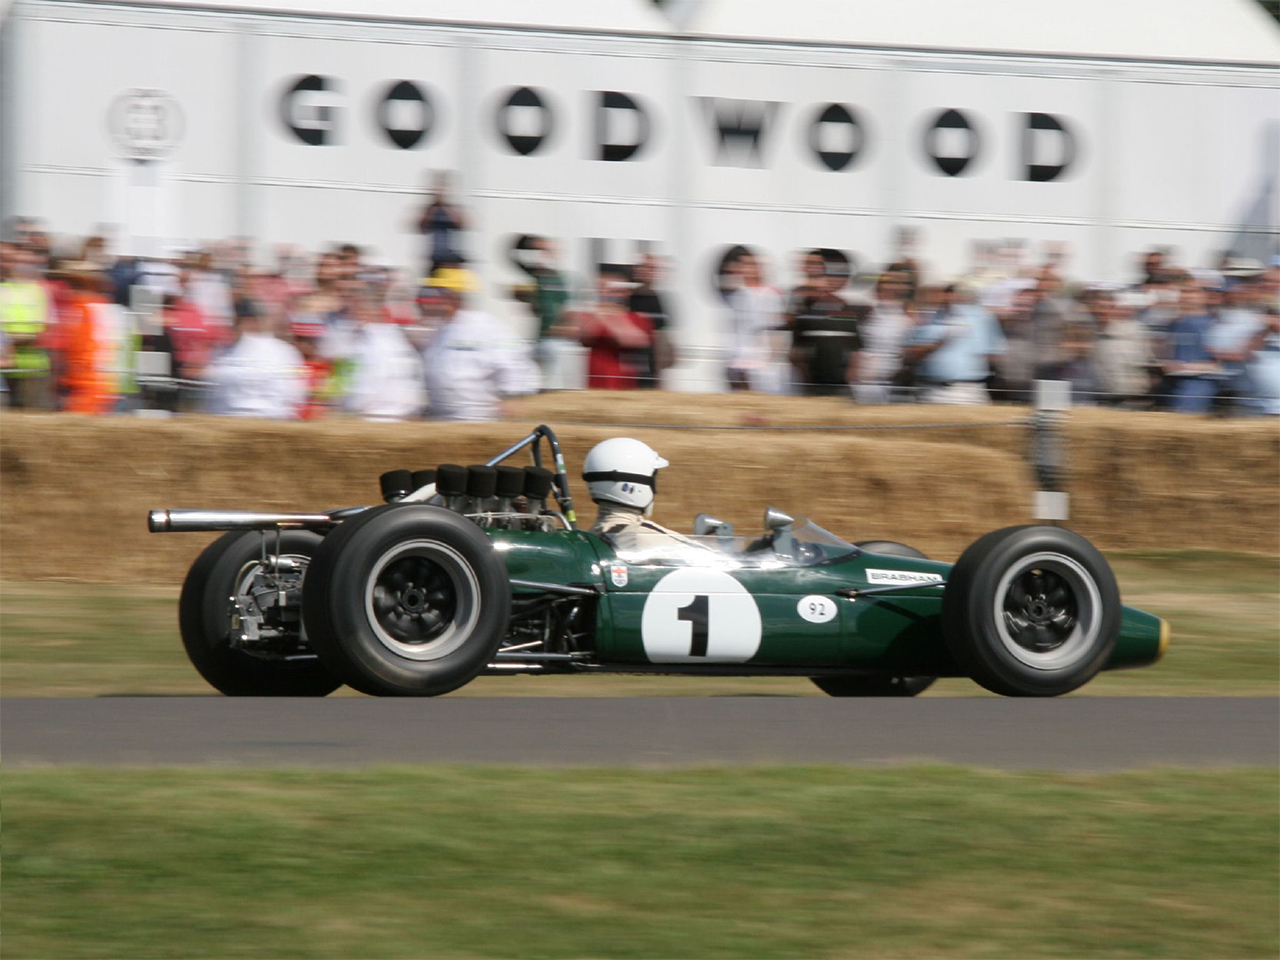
[0, 243, 53, 409]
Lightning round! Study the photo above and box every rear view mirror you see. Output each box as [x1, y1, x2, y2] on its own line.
[693, 513, 733, 537]
[763, 506, 795, 532]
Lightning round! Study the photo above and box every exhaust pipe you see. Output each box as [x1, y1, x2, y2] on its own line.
[148, 509, 337, 533]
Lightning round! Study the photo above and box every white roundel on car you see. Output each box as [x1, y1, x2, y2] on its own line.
[797, 595, 837, 624]
[640, 569, 762, 663]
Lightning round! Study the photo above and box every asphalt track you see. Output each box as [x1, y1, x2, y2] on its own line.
[2, 696, 1276, 769]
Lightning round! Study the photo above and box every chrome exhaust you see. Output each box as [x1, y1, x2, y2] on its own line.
[148, 509, 336, 533]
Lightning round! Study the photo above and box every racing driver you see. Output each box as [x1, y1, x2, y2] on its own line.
[584, 438, 706, 560]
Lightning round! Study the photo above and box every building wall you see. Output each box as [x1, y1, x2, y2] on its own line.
[9, 0, 1278, 380]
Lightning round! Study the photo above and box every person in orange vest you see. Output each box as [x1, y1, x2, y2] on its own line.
[60, 263, 114, 415]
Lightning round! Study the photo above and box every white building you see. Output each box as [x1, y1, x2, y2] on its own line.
[2, 0, 1277, 386]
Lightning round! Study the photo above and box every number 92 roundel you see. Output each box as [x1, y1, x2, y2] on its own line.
[640, 569, 763, 663]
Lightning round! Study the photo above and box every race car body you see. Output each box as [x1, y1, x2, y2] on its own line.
[149, 425, 1167, 698]
[495, 526, 1164, 676]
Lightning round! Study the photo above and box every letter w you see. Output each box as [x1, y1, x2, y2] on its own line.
[698, 98, 784, 167]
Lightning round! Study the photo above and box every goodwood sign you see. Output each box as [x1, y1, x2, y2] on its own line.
[278, 76, 1080, 181]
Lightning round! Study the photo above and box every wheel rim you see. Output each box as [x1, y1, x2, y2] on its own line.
[232, 553, 311, 646]
[364, 539, 480, 661]
[992, 552, 1101, 671]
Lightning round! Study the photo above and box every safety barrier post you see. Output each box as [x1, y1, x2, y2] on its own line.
[1031, 379, 1070, 521]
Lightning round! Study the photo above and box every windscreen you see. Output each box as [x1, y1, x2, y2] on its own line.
[596, 518, 858, 569]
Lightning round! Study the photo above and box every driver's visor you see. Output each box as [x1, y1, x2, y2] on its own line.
[583, 470, 656, 493]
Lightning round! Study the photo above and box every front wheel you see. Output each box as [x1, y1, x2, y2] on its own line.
[178, 530, 342, 696]
[942, 525, 1120, 697]
[302, 505, 511, 696]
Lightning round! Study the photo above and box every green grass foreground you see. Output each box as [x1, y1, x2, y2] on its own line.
[2, 766, 1277, 959]
[1, 551, 1276, 697]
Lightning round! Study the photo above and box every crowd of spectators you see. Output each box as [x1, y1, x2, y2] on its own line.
[1, 190, 1277, 420]
[716, 240, 1279, 414]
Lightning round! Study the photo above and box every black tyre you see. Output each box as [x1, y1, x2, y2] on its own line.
[302, 504, 510, 696]
[178, 530, 342, 696]
[811, 675, 936, 697]
[942, 525, 1121, 697]
[811, 540, 937, 698]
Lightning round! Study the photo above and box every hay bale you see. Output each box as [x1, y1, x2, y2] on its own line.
[0, 413, 1031, 583]
[3, 403, 1275, 583]
[1065, 409, 1280, 554]
[507, 391, 1029, 458]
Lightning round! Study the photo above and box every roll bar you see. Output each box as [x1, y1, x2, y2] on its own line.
[482, 424, 577, 528]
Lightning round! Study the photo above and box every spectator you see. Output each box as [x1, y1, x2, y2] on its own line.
[159, 291, 219, 409]
[783, 251, 828, 328]
[527, 238, 571, 335]
[723, 253, 783, 391]
[1134, 270, 1181, 337]
[628, 254, 675, 389]
[204, 301, 306, 419]
[340, 292, 425, 421]
[1207, 270, 1265, 409]
[1157, 278, 1222, 414]
[289, 316, 333, 420]
[992, 285, 1040, 403]
[854, 266, 914, 404]
[577, 267, 653, 390]
[904, 282, 1007, 404]
[417, 171, 466, 275]
[59, 263, 115, 415]
[1051, 321, 1100, 405]
[183, 250, 234, 331]
[1089, 289, 1153, 405]
[1139, 247, 1172, 286]
[789, 260, 862, 396]
[0, 242, 53, 408]
[419, 268, 538, 420]
[1247, 284, 1279, 415]
[523, 238, 579, 389]
[1026, 266, 1079, 379]
[335, 243, 363, 282]
[0, 325, 10, 406]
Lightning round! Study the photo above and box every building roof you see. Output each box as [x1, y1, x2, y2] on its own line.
[684, 0, 1280, 65]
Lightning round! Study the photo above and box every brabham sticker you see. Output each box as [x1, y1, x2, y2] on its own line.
[866, 569, 945, 586]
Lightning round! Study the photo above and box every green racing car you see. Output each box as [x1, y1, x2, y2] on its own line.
[148, 425, 1168, 698]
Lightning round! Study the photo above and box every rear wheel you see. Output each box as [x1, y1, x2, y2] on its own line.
[942, 525, 1120, 696]
[178, 530, 341, 696]
[811, 540, 936, 698]
[302, 505, 510, 696]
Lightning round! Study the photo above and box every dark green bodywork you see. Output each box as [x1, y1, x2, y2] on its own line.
[490, 528, 1165, 676]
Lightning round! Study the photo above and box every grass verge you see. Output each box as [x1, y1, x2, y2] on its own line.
[2, 765, 1276, 959]
[1, 551, 1275, 697]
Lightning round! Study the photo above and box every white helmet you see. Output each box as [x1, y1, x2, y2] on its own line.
[583, 438, 669, 510]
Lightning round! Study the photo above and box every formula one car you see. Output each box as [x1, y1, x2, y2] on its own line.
[149, 425, 1168, 698]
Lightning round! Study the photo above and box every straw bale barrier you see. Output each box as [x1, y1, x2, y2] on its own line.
[1, 399, 1275, 583]
[1, 412, 1028, 583]
[510, 393, 1280, 554]
[508, 391, 1028, 458]
[1064, 409, 1279, 554]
